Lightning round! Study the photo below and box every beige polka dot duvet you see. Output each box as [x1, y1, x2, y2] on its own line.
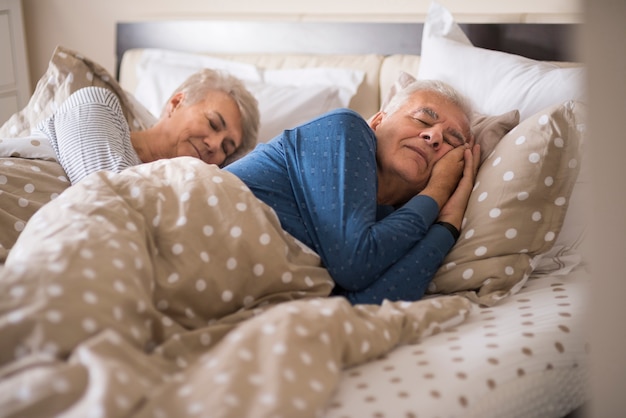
[0, 153, 70, 264]
[0, 115, 590, 418]
[0, 156, 473, 417]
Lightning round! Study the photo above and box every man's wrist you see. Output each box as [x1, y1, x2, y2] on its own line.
[435, 221, 460, 241]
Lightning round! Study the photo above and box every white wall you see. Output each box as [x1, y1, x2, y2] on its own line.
[21, 0, 582, 90]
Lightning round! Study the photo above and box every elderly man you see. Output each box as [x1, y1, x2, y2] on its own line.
[226, 79, 480, 304]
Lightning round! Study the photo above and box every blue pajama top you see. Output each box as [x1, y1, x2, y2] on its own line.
[226, 109, 456, 304]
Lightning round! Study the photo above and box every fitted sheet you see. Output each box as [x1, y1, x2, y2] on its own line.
[327, 266, 591, 418]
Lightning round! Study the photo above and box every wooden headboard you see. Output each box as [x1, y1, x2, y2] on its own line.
[115, 20, 580, 77]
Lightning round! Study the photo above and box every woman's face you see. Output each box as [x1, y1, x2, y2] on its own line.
[164, 91, 243, 166]
[370, 90, 471, 205]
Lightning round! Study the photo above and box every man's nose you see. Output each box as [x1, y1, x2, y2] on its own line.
[421, 129, 442, 147]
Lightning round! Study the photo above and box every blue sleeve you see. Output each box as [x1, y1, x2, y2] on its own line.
[281, 110, 456, 304]
[334, 224, 456, 304]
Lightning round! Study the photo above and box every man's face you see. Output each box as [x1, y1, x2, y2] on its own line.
[370, 90, 471, 205]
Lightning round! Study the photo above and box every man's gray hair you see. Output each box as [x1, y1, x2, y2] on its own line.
[383, 79, 473, 125]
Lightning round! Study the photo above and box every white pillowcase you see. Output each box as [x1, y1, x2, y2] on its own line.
[132, 49, 365, 143]
[417, 1, 586, 122]
[133, 49, 263, 118]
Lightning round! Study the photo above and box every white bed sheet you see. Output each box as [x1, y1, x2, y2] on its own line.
[327, 266, 591, 418]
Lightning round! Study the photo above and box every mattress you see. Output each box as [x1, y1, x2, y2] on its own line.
[327, 266, 590, 418]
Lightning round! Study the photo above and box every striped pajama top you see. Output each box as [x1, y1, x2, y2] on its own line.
[38, 86, 142, 184]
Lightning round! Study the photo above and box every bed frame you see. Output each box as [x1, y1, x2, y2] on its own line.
[115, 20, 580, 77]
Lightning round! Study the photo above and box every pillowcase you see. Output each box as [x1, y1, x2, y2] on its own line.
[131, 48, 366, 143]
[249, 80, 353, 145]
[417, 1, 586, 122]
[471, 110, 520, 165]
[132, 48, 264, 118]
[428, 100, 584, 306]
[378, 70, 520, 165]
[0, 45, 155, 140]
[533, 103, 588, 276]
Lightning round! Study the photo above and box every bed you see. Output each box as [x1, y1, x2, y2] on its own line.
[0, 2, 589, 417]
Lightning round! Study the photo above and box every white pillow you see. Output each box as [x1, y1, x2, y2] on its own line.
[252, 67, 364, 142]
[133, 49, 263, 118]
[132, 49, 365, 143]
[417, 1, 586, 122]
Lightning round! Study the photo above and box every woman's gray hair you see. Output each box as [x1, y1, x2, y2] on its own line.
[165, 68, 260, 165]
[383, 79, 474, 126]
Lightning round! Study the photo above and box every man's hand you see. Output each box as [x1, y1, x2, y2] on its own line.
[419, 145, 468, 210]
[437, 143, 481, 231]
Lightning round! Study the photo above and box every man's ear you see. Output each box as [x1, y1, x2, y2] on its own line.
[368, 111, 385, 131]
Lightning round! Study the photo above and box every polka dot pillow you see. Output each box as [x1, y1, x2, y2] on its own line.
[0, 45, 155, 139]
[428, 100, 584, 306]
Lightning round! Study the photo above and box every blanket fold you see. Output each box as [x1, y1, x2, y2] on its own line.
[0, 157, 471, 417]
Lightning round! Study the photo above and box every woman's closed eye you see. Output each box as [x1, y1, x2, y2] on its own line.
[208, 117, 221, 132]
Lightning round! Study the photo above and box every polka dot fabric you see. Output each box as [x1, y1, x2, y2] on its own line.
[0, 157, 69, 263]
[0, 46, 155, 263]
[429, 100, 585, 306]
[326, 268, 590, 418]
[0, 45, 154, 140]
[0, 157, 472, 417]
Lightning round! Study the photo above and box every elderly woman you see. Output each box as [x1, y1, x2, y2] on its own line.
[226, 79, 481, 304]
[38, 68, 260, 184]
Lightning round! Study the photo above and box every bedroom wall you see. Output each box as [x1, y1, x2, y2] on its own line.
[20, 0, 583, 91]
